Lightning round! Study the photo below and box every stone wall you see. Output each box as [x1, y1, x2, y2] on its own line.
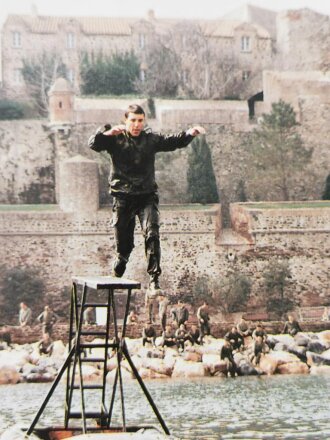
[0, 203, 329, 323]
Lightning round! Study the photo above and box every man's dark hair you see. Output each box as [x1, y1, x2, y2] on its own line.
[125, 104, 145, 118]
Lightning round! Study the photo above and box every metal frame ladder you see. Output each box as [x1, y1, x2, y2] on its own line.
[27, 275, 170, 436]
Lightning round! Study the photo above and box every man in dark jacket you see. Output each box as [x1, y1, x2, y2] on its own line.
[89, 104, 204, 290]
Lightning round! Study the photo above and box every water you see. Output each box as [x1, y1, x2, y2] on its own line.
[1, 375, 330, 439]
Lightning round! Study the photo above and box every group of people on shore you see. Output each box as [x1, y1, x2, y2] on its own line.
[18, 302, 58, 356]
[138, 292, 306, 376]
[140, 290, 211, 351]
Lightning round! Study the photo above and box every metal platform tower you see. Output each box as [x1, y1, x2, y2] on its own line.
[27, 276, 170, 437]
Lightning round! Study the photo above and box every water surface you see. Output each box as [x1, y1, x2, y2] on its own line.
[1, 375, 330, 439]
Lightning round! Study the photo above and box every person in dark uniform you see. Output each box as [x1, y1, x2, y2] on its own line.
[282, 315, 302, 336]
[220, 339, 237, 377]
[197, 301, 210, 345]
[224, 326, 244, 351]
[175, 324, 192, 351]
[88, 104, 205, 291]
[161, 324, 177, 348]
[142, 323, 157, 347]
[188, 325, 200, 345]
[251, 335, 269, 366]
[176, 300, 189, 327]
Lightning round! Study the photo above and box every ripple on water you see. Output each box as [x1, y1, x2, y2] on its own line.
[1, 375, 330, 439]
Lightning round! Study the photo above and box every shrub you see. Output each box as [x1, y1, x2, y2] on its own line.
[0, 265, 46, 323]
[0, 100, 25, 120]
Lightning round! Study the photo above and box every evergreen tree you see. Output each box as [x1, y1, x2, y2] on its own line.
[248, 100, 313, 201]
[187, 136, 219, 204]
[263, 259, 295, 318]
[80, 51, 140, 95]
[322, 174, 330, 200]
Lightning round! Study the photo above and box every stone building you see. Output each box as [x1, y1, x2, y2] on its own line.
[1, 8, 274, 99]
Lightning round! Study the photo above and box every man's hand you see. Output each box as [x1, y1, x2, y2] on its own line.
[186, 126, 206, 136]
[104, 124, 126, 136]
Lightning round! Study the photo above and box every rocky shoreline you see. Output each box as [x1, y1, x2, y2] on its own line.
[1, 331, 330, 385]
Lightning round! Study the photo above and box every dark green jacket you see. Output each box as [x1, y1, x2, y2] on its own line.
[89, 128, 194, 196]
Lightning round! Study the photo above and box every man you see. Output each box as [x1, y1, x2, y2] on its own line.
[37, 306, 57, 336]
[158, 292, 169, 331]
[19, 302, 32, 327]
[145, 288, 158, 323]
[175, 323, 192, 351]
[38, 333, 54, 357]
[188, 324, 200, 345]
[197, 301, 210, 345]
[282, 315, 302, 336]
[220, 339, 237, 377]
[176, 300, 189, 327]
[224, 326, 244, 352]
[161, 324, 177, 348]
[88, 104, 205, 290]
[142, 322, 157, 347]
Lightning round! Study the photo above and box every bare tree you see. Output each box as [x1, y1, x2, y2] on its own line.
[22, 52, 67, 116]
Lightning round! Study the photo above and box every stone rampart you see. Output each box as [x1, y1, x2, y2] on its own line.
[230, 202, 330, 250]
[0, 203, 329, 324]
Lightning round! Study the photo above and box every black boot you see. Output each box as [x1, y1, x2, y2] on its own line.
[112, 256, 128, 277]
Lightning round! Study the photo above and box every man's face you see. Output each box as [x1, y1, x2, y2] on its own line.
[125, 112, 145, 137]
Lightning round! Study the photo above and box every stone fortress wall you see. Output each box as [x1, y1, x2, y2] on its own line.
[0, 61, 330, 320]
[0, 153, 329, 322]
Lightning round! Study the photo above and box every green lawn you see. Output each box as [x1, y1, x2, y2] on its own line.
[241, 201, 330, 209]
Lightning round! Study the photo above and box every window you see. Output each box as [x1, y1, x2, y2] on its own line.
[68, 69, 75, 84]
[241, 36, 251, 52]
[139, 34, 146, 49]
[13, 69, 23, 84]
[67, 33, 75, 49]
[12, 31, 21, 48]
[242, 70, 251, 81]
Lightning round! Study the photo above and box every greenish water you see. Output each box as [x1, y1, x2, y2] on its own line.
[1, 375, 330, 439]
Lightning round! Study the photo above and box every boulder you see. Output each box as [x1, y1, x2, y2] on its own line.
[0, 365, 20, 384]
[0, 349, 30, 368]
[172, 358, 208, 378]
[287, 345, 307, 362]
[294, 333, 311, 347]
[306, 351, 330, 367]
[310, 365, 330, 375]
[276, 361, 309, 375]
[142, 358, 173, 376]
[306, 340, 326, 354]
[258, 354, 278, 375]
[202, 354, 227, 375]
[138, 367, 169, 380]
[317, 330, 330, 347]
[184, 351, 202, 363]
[271, 334, 295, 346]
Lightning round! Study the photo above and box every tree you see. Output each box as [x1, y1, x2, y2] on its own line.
[247, 100, 313, 201]
[322, 174, 330, 200]
[0, 265, 45, 322]
[0, 100, 25, 120]
[212, 271, 251, 313]
[22, 52, 67, 116]
[187, 136, 219, 204]
[134, 38, 181, 97]
[80, 51, 140, 95]
[262, 259, 294, 318]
